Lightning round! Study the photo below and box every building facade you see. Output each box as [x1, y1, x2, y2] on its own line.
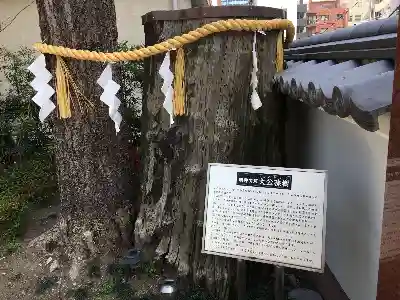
[341, 0, 398, 25]
[341, 0, 372, 26]
[306, 0, 348, 35]
[297, 0, 308, 38]
[374, 0, 398, 19]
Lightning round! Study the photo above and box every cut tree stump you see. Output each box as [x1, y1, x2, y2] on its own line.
[135, 6, 287, 300]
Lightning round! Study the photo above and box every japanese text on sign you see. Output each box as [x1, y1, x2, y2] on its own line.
[237, 172, 292, 190]
[202, 164, 327, 272]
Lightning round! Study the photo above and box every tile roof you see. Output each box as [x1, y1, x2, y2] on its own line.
[290, 16, 398, 48]
[276, 17, 397, 132]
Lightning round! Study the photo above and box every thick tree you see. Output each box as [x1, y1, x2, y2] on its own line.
[32, 0, 134, 285]
[135, 10, 286, 300]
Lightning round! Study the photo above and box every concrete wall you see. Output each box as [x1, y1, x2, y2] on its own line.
[287, 99, 388, 300]
[0, 0, 40, 50]
[116, 0, 191, 44]
[0, 0, 191, 50]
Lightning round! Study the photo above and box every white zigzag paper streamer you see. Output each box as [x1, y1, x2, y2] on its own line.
[159, 52, 174, 125]
[97, 64, 123, 133]
[27, 55, 56, 122]
[251, 32, 262, 110]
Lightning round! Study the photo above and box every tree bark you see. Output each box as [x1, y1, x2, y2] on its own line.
[34, 0, 134, 285]
[135, 16, 286, 299]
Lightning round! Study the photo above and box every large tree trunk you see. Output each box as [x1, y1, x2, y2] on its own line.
[34, 0, 134, 285]
[135, 8, 286, 300]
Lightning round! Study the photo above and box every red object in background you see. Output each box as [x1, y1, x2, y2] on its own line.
[306, 0, 348, 35]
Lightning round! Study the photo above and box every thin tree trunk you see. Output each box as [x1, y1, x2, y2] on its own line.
[34, 0, 134, 285]
[135, 15, 286, 300]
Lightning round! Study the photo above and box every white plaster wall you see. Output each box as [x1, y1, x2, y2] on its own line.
[0, 0, 191, 50]
[287, 100, 388, 300]
[307, 111, 387, 300]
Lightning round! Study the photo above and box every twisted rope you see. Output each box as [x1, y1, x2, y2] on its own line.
[275, 31, 284, 72]
[174, 48, 186, 116]
[33, 19, 294, 62]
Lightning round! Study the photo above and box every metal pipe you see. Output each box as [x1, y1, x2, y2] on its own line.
[237, 259, 247, 300]
[172, 0, 178, 10]
[274, 266, 285, 300]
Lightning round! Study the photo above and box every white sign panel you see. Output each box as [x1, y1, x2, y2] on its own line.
[202, 163, 327, 272]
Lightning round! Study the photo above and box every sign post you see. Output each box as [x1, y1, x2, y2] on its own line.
[202, 163, 327, 298]
[274, 266, 285, 300]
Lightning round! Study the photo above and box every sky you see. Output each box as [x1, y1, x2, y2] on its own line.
[253, 0, 298, 39]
